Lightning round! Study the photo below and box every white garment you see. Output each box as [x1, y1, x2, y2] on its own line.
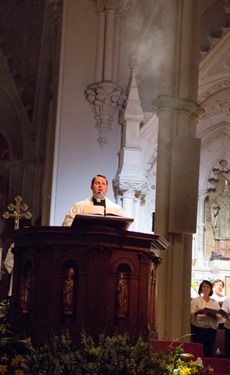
[222, 297, 230, 329]
[191, 295, 221, 329]
[4, 243, 14, 296]
[62, 196, 126, 226]
[212, 293, 226, 324]
[212, 293, 226, 303]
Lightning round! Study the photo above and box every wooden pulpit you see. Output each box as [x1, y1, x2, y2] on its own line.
[9, 215, 168, 345]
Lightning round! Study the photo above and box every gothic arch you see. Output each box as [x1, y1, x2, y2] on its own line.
[198, 28, 230, 191]
[198, 120, 230, 189]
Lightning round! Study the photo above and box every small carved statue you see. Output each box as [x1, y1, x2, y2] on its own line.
[116, 272, 128, 318]
[21, 269, 32, 313]
[63, 267, 75, 315]
[211, 180, 230, 239]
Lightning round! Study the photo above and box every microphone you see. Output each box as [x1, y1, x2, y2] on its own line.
[98, 191, 106, 215]
[98, 191, 105, 200]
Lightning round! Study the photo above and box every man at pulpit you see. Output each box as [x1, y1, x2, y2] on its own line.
[62, 174, 125, 226]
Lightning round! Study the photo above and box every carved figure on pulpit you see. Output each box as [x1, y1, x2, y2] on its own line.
[63, 267, 75, 315]
[211, 181, 230, 239]
[116, 273, 128, 318]
[21, 269, 32, 313]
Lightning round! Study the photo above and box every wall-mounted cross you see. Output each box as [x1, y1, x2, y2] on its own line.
[3, 195, 32, 230]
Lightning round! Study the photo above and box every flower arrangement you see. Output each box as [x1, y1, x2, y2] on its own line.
[163, 344, 213, 375]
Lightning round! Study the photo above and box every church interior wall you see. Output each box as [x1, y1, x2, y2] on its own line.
[50, 0, 124, 226]
[118, 1, 162, 113]
[1, 0, 230, 341]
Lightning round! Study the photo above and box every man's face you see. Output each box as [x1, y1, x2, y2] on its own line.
[91, 176, 108, 198]
[213, 282, 223, 295]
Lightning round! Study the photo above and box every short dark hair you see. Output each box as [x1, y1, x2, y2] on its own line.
[198, 280, 213, 296]
[91, 174, 108, 185]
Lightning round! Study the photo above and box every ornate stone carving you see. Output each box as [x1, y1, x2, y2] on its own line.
[138, 251, 162, 267]
[86, 81, 126, 147]
[199, 81, 230, 103]
[208, 160, 230, 191]
[202, 97, 230, 117]
[113, 178, 147, 200]
[90, 0, 131, 12]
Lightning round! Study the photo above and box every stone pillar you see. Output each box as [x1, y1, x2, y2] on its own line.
[104, 8, 117, 81]
[95, 10, 105, 82]
[154, 0, 202, 341]
[114, 178, 147, 232]
[120, 184, 135, 219]
[195, 190, 207, 267]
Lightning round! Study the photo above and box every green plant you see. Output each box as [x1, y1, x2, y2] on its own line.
[0, 322, 31, 375]
[0, 300, 10, 322]
[0, 322, 214, 375]
[76, 332, 169, 375]
[23, 329, 79, 375]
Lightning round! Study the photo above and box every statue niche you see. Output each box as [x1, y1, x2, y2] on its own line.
[21, 264, 32, 314]
[116, 272, 128, 318]
[62, 264, 76, 321]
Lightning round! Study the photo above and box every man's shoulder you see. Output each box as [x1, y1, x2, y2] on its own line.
[223, 298, 230, 306]
[74, 197, 92, 206]
[105, 197, 119, 205]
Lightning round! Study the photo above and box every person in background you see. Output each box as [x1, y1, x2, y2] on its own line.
[220, 297, 230, 358]
[191, 280, 221, 357]
[212, 279, 226, 306]
[62, 174, 125, 226]
[212, 279, 226, 329]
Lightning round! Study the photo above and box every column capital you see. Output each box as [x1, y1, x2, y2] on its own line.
[113, 177, 147, 198]
[153, 95, 204, 119]
[91, 0, 131, 13]
[85, 81, 126, 147]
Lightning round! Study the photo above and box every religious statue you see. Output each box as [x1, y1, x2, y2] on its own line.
[63, 267, 75, 315]
[116, 273, 128, 318]
[211, 180, 230, 239]
[21, 269, 32, 313]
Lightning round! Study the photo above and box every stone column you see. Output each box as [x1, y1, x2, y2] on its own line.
[114, 178, 147, 231]
[120, 183, 135, 219]
[104, 8, 117, 81]
[154, 0, 202, 340]
[195, 190, 207, 267]
[95, 9, 105, 82]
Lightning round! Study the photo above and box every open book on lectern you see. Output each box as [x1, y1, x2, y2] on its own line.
[71, 213, 134, 231]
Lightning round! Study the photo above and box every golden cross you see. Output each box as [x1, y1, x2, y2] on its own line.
[3, 195, 32, 230]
